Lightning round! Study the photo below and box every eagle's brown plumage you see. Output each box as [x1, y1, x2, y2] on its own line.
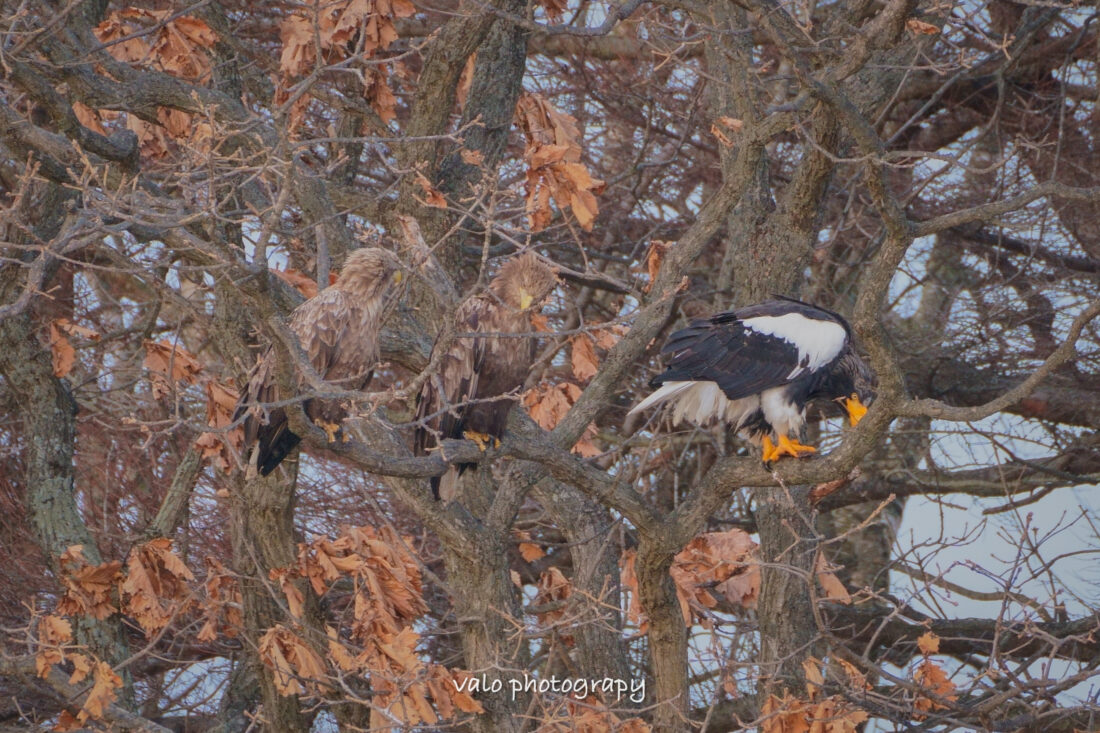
[236, 247, 402, 476]
[415, 253, 558, 500]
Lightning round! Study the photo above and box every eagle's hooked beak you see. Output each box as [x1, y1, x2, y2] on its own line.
[519, 289, 534, 310]
[842, 394, 868, 426]
[393, 270, 404, 284]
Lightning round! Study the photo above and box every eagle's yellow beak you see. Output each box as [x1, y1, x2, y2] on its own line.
[393, 270, 403, 284]
[843, 394, 868, 426]
[519, 289, 533, 311]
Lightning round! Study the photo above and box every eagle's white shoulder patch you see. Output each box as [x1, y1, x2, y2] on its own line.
[741, 313, 847, 375]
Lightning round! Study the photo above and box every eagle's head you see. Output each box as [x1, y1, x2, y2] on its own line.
[336, 247, 403, 299]
[492, 253, 558, 312]
[829, 348, 876, 426]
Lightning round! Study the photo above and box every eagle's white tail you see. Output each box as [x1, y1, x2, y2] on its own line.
[627, 381, 696, 417]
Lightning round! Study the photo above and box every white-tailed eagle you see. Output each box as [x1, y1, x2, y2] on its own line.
[629, 297, 874, 462]
[415, 253, 558, 500]
[235, 247, 403, 476]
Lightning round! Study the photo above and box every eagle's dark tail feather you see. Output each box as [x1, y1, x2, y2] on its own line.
[257, 429, 301, 476]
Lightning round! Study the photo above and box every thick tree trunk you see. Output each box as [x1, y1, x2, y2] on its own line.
[227, 468, 314, 733]
[754, 485, 821, 695]
[442, 526, 529, 733]
[635, 540, 688, 731]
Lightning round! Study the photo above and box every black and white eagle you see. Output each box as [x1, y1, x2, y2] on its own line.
[628, 297, 875, 462]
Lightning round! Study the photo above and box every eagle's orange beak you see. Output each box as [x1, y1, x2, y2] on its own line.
[393, 270, 404, 284]
[843, 395, 868, 426]
[519, 290, 534, 310]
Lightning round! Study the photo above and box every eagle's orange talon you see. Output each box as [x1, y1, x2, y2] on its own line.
[774, 434, 816, 459]
[463, 430, 494, 451]
[315, 419, 341, 443]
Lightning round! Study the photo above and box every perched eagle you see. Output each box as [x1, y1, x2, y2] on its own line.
[415, 253, 558, 500]
[628, 297, 875, 462]
[235, 247, 403, 476]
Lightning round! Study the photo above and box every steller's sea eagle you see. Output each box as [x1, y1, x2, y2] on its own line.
[235, 247, 403, 476]
[628, 297, 875, 462]
[415, 253, 558, 500]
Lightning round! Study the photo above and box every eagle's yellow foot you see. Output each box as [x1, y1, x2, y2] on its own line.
[315, 419, 341, 443]
[764, 434, 817, 462]
[843, 394, 868, 426]
[761, 435, 779, 463]
[463, 430, 498, 451]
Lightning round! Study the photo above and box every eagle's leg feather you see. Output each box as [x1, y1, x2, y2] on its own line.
[315, 419, 342, 443]
[463, 430, 497, 451]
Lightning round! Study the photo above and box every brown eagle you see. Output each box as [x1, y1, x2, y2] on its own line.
[236, 247, 403, 476]
[414, 253, 558, 500]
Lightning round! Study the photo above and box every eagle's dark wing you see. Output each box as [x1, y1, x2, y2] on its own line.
[655, 316, 806, 400]
[237, 289, 380, 476]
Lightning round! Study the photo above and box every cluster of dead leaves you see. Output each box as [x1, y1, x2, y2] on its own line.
[197, 557, 242, 642]
[122, 537, 196, 634]
[142, 339, 242, 471]
[620, 529, 758, 632]
[48, 319, 100, 378]
[523, 381, 601, 457]
[279, 0, 415, 125]
[622, 531, 850, 631]
[34, 614, 120, 725]
[911, 631, 958, 717]
[516, 93, 605, 232]
[194, 379, 242, 472]
[36, 543, 194, 729]
[55, 545, 123, 620]
[537, 697, 651, 732]
[263, 525, 481, 725]
[91, 9, 216, 157]
[758, 657, 869, 733]
[143, 339, 203, 399]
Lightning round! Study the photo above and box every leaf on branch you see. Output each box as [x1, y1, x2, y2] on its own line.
[516, 93, 605, 232]
[710, 116, 743, 147]
[415, 173, 448, 209]
[760, 691, 868, 733]
[620, 549, 644, 628]
[327, 625, 360, 672]
[456, 53, 476, 110]
[906, 18, 940, 34]
[197, 556, 242, 642]
[917, 630, 940, 655]
[259, 625, 328, 697]
[913, 659, 957, 717]
[570, 333, 599, 382]
[121, 538, 196, 635]
[69, 659, 122, 725]
[534, 567, 573, 630]
[48, 319, 100, 378]
[642, 241, 673, 293]
[272, 266, 321, 299]
[514, 530, 546, 562]
[814, 551, 851, 604]
[56, 546, 122, 620]
[143, 339, 203, 399]
[522, 381, 601, 456]
[196, 379, 242, 472]
[672, 529, 759, 621]
[540, 697, 652, 731]
[35, 614, 73, 678]
[271, 567, 307, 619]
[460, 148, 484, 165]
